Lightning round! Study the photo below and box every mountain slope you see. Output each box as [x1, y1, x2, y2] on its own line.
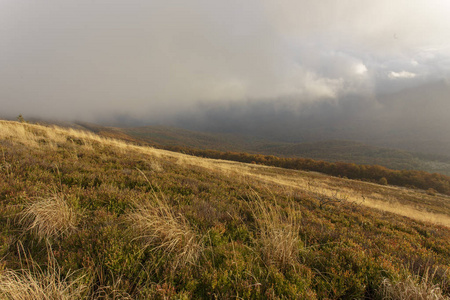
[78, 123, 450, 175]
[1, 120, 449, 299]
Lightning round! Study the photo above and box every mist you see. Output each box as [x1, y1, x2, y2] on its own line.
[1, 0, 450, 153]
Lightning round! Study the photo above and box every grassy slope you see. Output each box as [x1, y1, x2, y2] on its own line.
[84, 124, 450, 175]
[1, 121, 450, 299]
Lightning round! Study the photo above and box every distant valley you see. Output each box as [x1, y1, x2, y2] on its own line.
[74, 122, 450, 176]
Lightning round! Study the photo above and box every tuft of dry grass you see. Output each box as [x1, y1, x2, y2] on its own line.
[379, 270, 450, 300]
[250, 192, 302, 271]
[20, 195, 80, 241]
[0, 250, 87, 299]
[127, 192, 203, 269]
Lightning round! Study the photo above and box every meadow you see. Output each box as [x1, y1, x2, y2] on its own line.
[0, 120, 449, 299]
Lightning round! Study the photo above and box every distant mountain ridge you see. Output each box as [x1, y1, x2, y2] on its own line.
[73, 122, 450, 176]
[170, 80, 450, 157]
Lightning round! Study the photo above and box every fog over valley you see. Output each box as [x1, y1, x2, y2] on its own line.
[1, 0, 450, 154]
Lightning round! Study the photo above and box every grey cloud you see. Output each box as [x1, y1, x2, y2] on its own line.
[173, 80, 450, 155]
[1, 0, 285, 121]
[0, 0, 450, 124]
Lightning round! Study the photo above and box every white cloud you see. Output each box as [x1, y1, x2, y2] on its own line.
[388, 71, 417, 79]
[354, 63, 368, 75]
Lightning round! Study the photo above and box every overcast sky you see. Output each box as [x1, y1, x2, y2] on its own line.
[1, 0, 450, 123]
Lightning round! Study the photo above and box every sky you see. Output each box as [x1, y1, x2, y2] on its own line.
[1, 0, 450, 126]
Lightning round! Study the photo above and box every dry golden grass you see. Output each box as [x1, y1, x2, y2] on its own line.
[0, 250, 87, 300]
[250, 192, 302, 270]
[379, 270, 449, 300]
[0, 120, 131, 153]
[20, 195, 80, 241]
[127, 192, 203, 269]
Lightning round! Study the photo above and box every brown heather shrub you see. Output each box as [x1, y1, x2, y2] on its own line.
[250, 192, 302, 271]
[379, 270, 450, 300]
[379, 177, 388, 185]
[127, 192, 203, 269]
[20, 195, 80, 241]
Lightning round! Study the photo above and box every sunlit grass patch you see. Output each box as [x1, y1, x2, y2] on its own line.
[0, 120, 131, 153]
[127, 192, 203, 269]
[0, 249, 87, 300]
[20, 194, 80, 241]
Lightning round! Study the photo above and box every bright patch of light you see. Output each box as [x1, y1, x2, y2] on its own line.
[388, 71, 417, 79]
[354, 63, 368, 75]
